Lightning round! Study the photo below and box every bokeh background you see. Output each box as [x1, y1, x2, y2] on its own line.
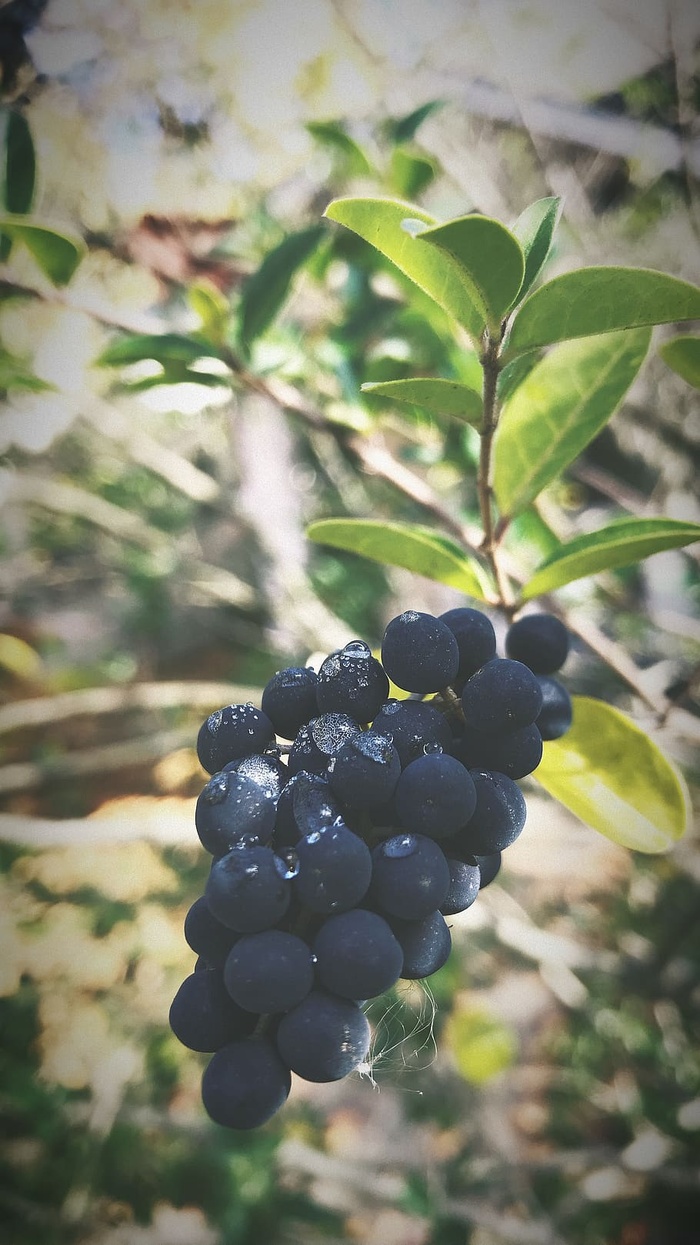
[1, 2, 699, 1242]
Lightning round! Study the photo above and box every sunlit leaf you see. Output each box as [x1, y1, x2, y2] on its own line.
[510, 196, 560, 300]
[1, 109, 35, 214]
[324, 197, 485, 342]
[506, 266, 700, 356]
[0, 345, 53, 392]
[536, 696, 689, 853]
[239, 224, 324, 349]
[496, 349, 541, 402]
[0, 216, 84, 285]
[0, 633, 43, 680]
[446, 1007, 517, 1085]
[307, 518, 491, 598]
[493, 328, 650, 518]
[361, 377, 482, 427]
[659, 334, 700, 389]
[188, 281, 230, 347]
[522, 517, 700, 599]
[414, 215, 525, 331]
[307, 121, 373, 176]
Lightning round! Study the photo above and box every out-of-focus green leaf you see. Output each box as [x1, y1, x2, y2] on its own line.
[1, 110, 35, 214]
[97, 333, 224, 367]
[536, 696, 690, 853]
[0, 216, 84, 285]
[307, 518, 491, 598]
[361, 377, 482, 428]
[188, 281, 230, 348]
[117, 361, 230, 392]
[0, 346, 53, 392]
[414, 215, 525, 331]
[659, 334, 700, 389]
[0, 633, 43, 680]
[389, 147, 435, 199]
[324, 197, 485, 342]
[493, 328, 650, 519]
[384, 100, 445, 145]
[238, 224, 325, 349]
[446, 1007, 517, 1085]
[506, 266, 700, 356]
[306, 121, 373, 177]
[522, 517, 700, 599]
[510, 197, 560, 300]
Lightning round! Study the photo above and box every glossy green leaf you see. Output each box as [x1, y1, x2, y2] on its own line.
[361, 377, 482, 428]
[97, 333, 220, 367]
[511, 197, 560, 300]
[493, 328, 650, 519]
[307, 518, 491, 599]
[496, 349, 541, 403]
[659, 334, 700, 389]
[239, 224, 324, 349]
[506, 266, 700, 356]
[389, 148, 435, 199]
[0, 217, 84, 285]
[0, 346, 53, 393]
[536, 696, 689, 853]
[324, 197, 485, 342]
[1, 110, 35, 214]
[522, 517, 700, 600]
[306, 121, 373, 177]
[414, 215, 525, 331]
[384, 100, 445, 145]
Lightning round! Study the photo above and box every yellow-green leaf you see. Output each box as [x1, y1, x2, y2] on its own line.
[659, 334, 700, 389]
[0, 215, 84, 285]
[511, 196, 560, 300]
[0, 633, 43, 680]
[324, 196, 485, 343]
[522, 518, 700, 599]
[446, 1007, 517, 1085]
[361, 377, 482, 428]
[307, 518, 491, 599]
[493, 328, 650, 519]
[536, 696, 690, 853]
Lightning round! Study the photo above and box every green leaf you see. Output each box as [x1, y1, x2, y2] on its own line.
[0, 217, 84, 286]
[414, 215, 525, 331]
[506, 266, 700, 356]
[389, 148, 435, 200]
[306, 121, 373, 177]
[188, 281, 230, 348]
[522, 517, 700, 599]
[493, 328, 650, 519]
[361, 377, 482, 428]
[536, 696, 689, 853]
[446, 1007, 516, 1085]
[239, 224, 324, 349]
[0, 345, 53, 393]
[97, 333, 223, 367]
[384, 100, 445, 145]
[497, 350, 541, 403]
[510, 197, 560, 300]
[1, 110, 35, 214]
[659, 334, 700, 389]
[307, 518, 491, 599]
[324, 197, 486, 343]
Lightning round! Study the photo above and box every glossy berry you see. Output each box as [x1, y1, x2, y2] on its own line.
[454, 723, 543, 780]
[202, 1038, 291, 1129]
[372, 697, 453, 768]
[195, 770, 276, 857]
[536, 676, 573, 740]
[312, 909, 403, 999]
[295, 820, 372, 914]
[205, 844, 291, 932]
[328, 730, 401, 809]
[197, 703, 275, 774]
[457, 770, 527, 855]
[276, 990, 370, 1082]
[440, 858, 481, 915]
[393, 751, 477, 840]
[169, 970, 256, 1052]
[506, 613, 569, 674]
[389, 910, 452, 979]
[316, 641, 389, 722]
[184, 896, 240, 969]
[439, 607, 497, 687]
[369, 833, 450, 921]
[224, 929, 314, 1013]
[261, 667, 318, 740]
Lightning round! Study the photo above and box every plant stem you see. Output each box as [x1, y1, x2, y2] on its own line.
[478, 330, 514, 614]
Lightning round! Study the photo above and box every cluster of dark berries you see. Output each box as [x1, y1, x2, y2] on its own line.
[170, 607, 572, 1130]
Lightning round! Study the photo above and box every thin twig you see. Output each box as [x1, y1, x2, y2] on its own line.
[0, 681, 260, 735]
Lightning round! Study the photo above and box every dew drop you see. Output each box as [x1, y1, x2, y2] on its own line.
[203, 773, 229, 805]
[306, 830, 321, 845]
[244, 864, 259, 877]
[274, 850, 299, 881]
[343, 639, 371, 660]
[383, 834, 418, 859]
[310, 954, 318, 965]
[207, 708, 223, 734]
[380, 699, 401, 715]
[423, 741, 444, 755]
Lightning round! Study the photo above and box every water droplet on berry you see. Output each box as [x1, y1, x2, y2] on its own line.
[244, 865, 259, 877]
[207, 708, 223, 734]
[306, 830, 321, 845]
[382, 834, 418, 859]
[343, 639, 371, 659]
[203, 773, 229, 804]
[274, 850, 299, 880]
[423, 741, 443, 755]
[380, 699, 401, 715]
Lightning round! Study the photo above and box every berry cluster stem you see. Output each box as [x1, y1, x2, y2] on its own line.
[478, 331, 514, 616]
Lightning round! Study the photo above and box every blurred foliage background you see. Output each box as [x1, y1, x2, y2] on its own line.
[1, 2, 699, 1243]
